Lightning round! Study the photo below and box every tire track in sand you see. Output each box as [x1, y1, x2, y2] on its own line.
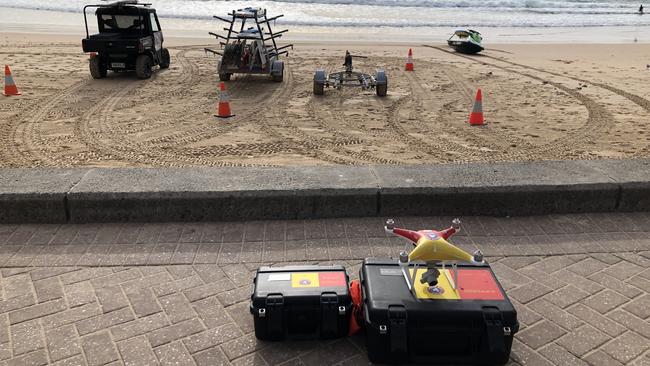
[480, 51, 650, 114]
[18, 81, 90, 166]
[137, 47, 249, 145]
[382, 65, 493, 162]
[87, 48, 284, 166]
[424, 45, 615, 158]
[86, 80, 266, 167]
[144, 77, 270, 149]
[103, 47, 211, 143]
[4, 79, 90, 167]
[162, 58, 297, 164]
[15, 48, 185, 166]
[288, 57, 399, 164]
[77, 48, 252, 166]
[436, 63, 540, 161]
[246, 64, 360, 165]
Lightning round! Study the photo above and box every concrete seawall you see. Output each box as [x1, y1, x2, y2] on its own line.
[1, 159, 648, 223]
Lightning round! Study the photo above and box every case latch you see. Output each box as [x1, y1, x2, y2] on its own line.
[320, 292, 339, 337]
[388, 305, 408, 354]
[265, 294, 284, 337]
[482, 306, 507, 354]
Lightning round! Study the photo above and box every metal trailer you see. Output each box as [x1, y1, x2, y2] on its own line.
[313, 55, 387, 97]
[205, 7, 293, 82]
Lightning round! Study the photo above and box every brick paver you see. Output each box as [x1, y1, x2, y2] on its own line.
[0, 213, 648, 365]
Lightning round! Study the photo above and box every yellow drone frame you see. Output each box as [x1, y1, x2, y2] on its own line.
[385, 218, 484, 299]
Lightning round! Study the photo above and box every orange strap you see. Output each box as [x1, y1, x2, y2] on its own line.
[349, 280, 363, 335]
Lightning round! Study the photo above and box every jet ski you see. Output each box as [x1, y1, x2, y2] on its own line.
[447, 29, 484, 54]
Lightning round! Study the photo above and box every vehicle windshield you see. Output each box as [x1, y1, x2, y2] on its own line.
[99, 14, 144, 32]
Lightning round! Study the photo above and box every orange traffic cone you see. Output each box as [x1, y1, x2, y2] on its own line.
[469, 89, 484, 126]
[405, 48, 414, 71]
[3, 65, 21, 96]
[215, 82, 235, 118]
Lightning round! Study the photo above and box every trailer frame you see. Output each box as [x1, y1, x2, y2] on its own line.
[205, 7, 293, 82]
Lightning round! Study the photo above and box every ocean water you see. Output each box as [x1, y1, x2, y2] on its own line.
[1, 0, 649, 28]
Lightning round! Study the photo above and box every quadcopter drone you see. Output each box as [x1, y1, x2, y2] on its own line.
[385, 218, 485, 299]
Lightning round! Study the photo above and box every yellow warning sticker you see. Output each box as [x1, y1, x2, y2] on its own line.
[291, 272, 320, 288]
[410, 269, 460, 300]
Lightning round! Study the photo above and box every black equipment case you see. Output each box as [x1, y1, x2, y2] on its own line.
[360, 259, 519, 365]
[251, 265, 351, 341]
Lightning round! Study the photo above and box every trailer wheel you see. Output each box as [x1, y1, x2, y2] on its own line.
[271, 61, 284, 82]
[271, 68, 283, 82]
[376, 84, 387, 97]
[135, 55, 153, 79]
[89, 56, 107, 79]
[375, 70, 387, 97]
[313, 81, 324, 95]
[159, 48, 171, 69]
[219, 73, 231, 81]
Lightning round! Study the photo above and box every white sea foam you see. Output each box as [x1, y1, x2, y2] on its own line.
[1, 0, 649, 27]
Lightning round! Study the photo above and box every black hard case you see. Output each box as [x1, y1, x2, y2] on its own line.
[360, 259, 519, 365]
[251, 265, 351, 341]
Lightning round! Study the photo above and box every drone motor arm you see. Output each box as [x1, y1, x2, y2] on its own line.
[385, 219, 421, 245]
[439, 227, 457, 240]
[392, 228, 421, 245]
[439, 218, 461, 240]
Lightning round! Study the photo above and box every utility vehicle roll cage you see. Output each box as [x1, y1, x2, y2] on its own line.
[83, 0, 152, 38]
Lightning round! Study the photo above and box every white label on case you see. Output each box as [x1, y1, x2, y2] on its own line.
[379, 268, 402, 276]
[268, 273, 291, 281]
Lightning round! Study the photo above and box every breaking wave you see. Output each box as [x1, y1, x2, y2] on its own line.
[1, 0, 649, 27]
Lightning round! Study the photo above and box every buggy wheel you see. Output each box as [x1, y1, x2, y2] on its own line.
[135, 55, 153, 79]
[159, 48, 171, 69]
[313, 81, 324, 95]
[272, 68, 283, 82]
[89, 56, 107, 79]
[219, 73, 231, 81]
[376, 84, 387, 97]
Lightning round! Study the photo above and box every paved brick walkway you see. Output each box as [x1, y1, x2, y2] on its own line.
[0, 213, 648, 365]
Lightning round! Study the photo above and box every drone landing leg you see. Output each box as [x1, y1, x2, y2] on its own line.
[401, 266, 412, 291]
[410, 264, 419, 298]
[443, 263, 458, 291]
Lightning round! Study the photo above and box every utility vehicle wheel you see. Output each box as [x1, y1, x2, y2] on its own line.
[376, 84, 387, 97]
[219, 73, 231, 81]
[313, 81, 324, 95]
[136, 55, 153, 79]
[272, 68, 283, 82]
[160, 48, 171, 69]
[89, 57, 107, 79]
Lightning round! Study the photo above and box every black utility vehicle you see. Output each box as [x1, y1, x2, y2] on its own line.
[82, 1, 170, 79]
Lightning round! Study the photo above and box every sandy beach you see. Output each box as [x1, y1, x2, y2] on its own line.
[1, 11, 650, 168]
